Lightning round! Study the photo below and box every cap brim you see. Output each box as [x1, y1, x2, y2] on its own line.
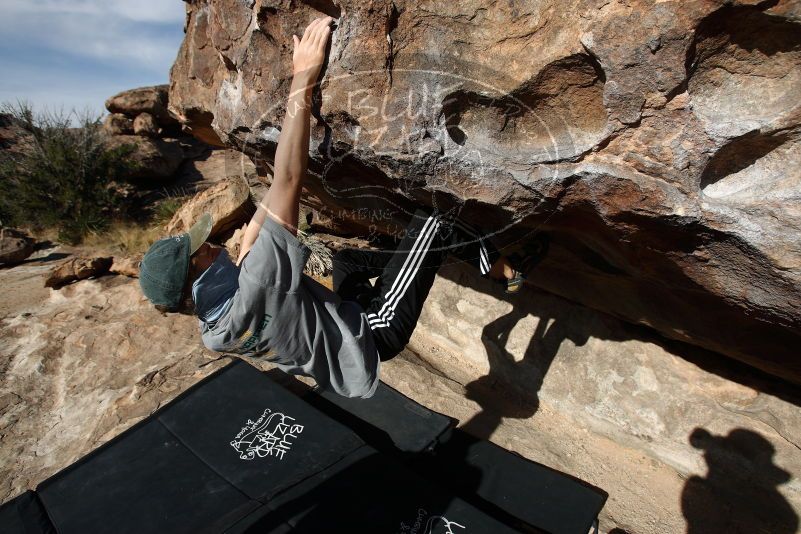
[187, 213, 213, 255]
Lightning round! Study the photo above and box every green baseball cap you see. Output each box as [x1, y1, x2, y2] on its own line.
[139, 213, 213, 308]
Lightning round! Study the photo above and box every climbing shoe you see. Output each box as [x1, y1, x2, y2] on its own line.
[505, 233, 550, 294]
[505, 269, 526, 294]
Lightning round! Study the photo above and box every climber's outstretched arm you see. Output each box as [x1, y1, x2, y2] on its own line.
[236, 15, 332, 266]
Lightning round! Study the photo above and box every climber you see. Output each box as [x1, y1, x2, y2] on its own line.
[138, 16, 547, 398]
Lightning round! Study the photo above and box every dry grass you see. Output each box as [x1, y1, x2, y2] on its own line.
[12, 191, 186, 258]
[57, 195, 185, 256]
[81, 220, 164, 256]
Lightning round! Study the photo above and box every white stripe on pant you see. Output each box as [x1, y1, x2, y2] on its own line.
[454, 220, 491, 275]
[367, 214, 441, 329]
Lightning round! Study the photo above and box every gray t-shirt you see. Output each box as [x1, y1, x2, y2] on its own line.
[198, 215, 380, 398]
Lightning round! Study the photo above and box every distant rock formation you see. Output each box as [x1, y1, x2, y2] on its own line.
[100, 86, 268, 238]
[102, 85, 205, 181]
[168, 0, 801, 384]
[105, 85, 181, 137]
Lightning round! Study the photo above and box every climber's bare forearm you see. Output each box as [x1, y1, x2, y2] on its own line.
[264, 74, 314, 236]
[236, 76, 311, 266]
[235, 16, 332, 266]
[265, 15, 331, 234]
[236, 187, 271, 266]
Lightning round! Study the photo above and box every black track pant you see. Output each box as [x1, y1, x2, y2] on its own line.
[332, 208, 501, 361]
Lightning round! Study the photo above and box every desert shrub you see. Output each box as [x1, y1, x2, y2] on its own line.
[81, 221, 163, 255]
[0, 102, 138, 244]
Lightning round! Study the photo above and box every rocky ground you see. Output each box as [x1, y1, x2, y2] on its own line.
[1, 245, 799, 533]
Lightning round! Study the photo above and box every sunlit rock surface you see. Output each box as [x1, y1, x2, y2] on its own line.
[169, 0, 801, 383]
[0, 255, 799, 533]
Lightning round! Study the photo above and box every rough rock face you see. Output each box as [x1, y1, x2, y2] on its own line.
[44, 257, 113, 289]
[132, 112, 160, 137]
[102, 113, 134, 136]
[170, 0, 801, 383]
[174, 147, 258, 191]
[0, 263, 235, 505]
[165, 176, 254, 239]
[0, 229, 35, 266]
[407, 263, 801, 534]
[110, 254, 142, 278]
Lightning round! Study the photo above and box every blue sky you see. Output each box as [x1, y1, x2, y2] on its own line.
[0, 0, 186, 118]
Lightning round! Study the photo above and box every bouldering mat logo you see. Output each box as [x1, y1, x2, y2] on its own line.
[425, 516, 466, 534]
[230, 408, 304, 461]
[399, 508, 466, 534]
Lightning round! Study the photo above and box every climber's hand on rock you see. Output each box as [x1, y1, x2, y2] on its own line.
[292, 16, 333, 83]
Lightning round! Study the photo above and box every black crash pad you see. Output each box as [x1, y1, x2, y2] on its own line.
[305, 381, 455, 453]
[223, 504, 294, 534]
[38, 417, 259, 534]
[0, 490, 55, 534]
[13, 360, 607, 533]
[36, 360, 365, 533]
[305, 375, 605, 533]
[156, 360, 364, 501]
[427, 431, 608, 534]
[229, 445, 523, 534]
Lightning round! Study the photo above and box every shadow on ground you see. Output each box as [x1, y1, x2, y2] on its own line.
[682, 427, 798, 534]
[437, 259, 801, 448]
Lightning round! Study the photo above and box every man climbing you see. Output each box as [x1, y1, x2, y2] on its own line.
[138, 16, 546, 398]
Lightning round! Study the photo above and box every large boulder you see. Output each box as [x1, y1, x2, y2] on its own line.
[45, 256, 113, 289]
[174, 148, 257, 191]
[106, 85, 172, 123]
[165, 176, 253, 239]
[169, 0, 801, 383]
[105, 85, 183, 136]
[0, 228, 35, 266]
[223, 224, 246, 262]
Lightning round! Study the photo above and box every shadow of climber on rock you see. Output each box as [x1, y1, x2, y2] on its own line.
[461, 301, 591, 440]
[681, 427, 798, 534]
